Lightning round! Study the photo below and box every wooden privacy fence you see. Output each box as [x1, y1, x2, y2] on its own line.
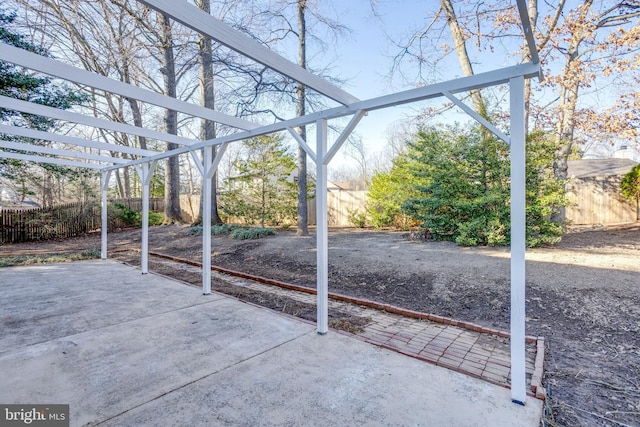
[307, 190, 368, 227]
[0, 198, 166, 244]
[566, 176, 639, 226]
[180, 191, 368, 227]
[1, 202, 100, 244]
[111, 198, 165, 213]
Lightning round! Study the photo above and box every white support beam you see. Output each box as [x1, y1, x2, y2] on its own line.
[509, 75, 527, 405]
[0, 124, 155, 157]
[0, 151, 104, 169]
[353, 62, 540, 114]
[206, 142, 229, 180]
[515, 0, 541, 66]
[442, 92, 510, 144]
[101, 170, 112, 260]
[316, 118, 329, 335]
[189, 151, 205, 177]
[137, 0, 359, 106]
[0, 43, 257, 131]
[201, 145, 213, 295]
[104, 62, 541, 173]
[199, 142, 229, 294]
[134, 161, 158, 275]
[0, 140, 127, 164]
[0, 95, 196, 147]
[287, 127, 317, 164]
[323, 110, 367, 165]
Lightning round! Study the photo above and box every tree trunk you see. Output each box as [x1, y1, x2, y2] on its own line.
[43, 170, 53, 208]
[296, 0, 309, 236]
[120, 49, 148, 151]
[193, 0, 223, 226]
[115, 169, 125, 198]
[123, 167, 131, 198]
[440, 0, 486, 117]
[158, 12, 182, 223]
[551, 0, 593, 224]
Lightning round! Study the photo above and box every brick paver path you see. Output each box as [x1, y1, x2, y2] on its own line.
[212, 268, 540, 396]
[144, 253, 544, 399]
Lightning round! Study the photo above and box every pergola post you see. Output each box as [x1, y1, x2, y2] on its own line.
[135, 161, 157, 275]
[100, 170, 112, 260]
[509, 75, 527, 405]
[202, 145, 213, 295]
[194, 142, 229, 295]
[316, 118, 329, 335]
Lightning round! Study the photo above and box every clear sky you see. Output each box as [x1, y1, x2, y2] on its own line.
[316, 0, 639, 164]
[304, 0, 510, 168]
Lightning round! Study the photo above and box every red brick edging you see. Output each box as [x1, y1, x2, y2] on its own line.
[135, 250, 546, 399]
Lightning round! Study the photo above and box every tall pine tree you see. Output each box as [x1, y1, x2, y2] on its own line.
[0, 11, 85, 205]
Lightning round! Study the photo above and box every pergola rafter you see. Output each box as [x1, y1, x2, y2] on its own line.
[0, 0, 541, 406]
[136, 0, 360, 106]
[0, 139, 128, 164]
[0, 151, 106, 169]
[0, 94, 197, 147]
[0, 124, 156, 157]
[0, 42, 258, 131]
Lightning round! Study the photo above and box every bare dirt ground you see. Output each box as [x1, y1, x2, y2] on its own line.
[2, 224, 640, 427]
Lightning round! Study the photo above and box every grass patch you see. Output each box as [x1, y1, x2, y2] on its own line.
[0, 249, 101, 267]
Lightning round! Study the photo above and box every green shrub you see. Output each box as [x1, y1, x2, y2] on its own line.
[112, 203, 138, 227]
[230, 227, 276, 240]
[211, 223, 239, 235]
[347, 209, 367, 228]
[148, 212, 164, 226]
[187, 223, 242, 237]
[621, 163, 640, 203]
[186, 226, 203, 236]
[396, 127, 568, 247]
[109, 203, 163, 228]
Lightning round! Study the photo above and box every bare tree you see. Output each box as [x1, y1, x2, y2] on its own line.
[439, 0, 486, 117]
[9, 0, 150, 199]
[156, 12, 182, 223]
[192, 0, 223, 226]
[295, 0, 309, 236]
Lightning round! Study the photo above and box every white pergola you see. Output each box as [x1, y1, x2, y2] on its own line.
[0, 0, 541, 404]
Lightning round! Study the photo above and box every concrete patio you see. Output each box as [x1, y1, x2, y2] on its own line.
[0, 260, 543, 426]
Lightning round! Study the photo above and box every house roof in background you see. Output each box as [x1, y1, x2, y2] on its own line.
[568, 158, 638, 179]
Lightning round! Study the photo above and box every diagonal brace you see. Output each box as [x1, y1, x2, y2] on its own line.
[442, 92, 510, 144]
[323, 110, 367, 165]
[134, 160, 159, 185]
[287, 127, 317, 164]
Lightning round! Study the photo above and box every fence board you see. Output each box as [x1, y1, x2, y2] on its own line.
[0, 198, 165, 244]
[566, 177, 639, 226]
